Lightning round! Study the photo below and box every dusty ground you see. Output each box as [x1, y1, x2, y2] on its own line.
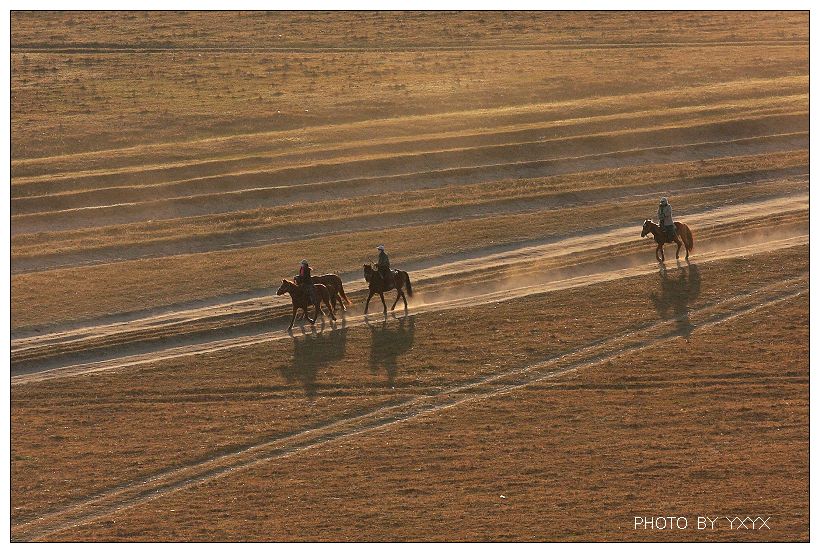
[10, 11, 808, 542]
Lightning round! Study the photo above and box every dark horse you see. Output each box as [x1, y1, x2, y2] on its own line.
[312, 273, 352, 312]
[277, 279, 336, 330]
[363, 264, 413, 314]
[641, 220, 695, 262]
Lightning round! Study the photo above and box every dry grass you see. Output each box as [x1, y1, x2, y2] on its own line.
[10, 244, 808, 529]
[10, 11, 809, 542]
[12, 11, 808, 49]
[16, 245, 806, 541]
[11, 76, 807, 181]
[11, 151, 808, 258]
[11, 173, 807, 330]
[11, 12, 807, 158]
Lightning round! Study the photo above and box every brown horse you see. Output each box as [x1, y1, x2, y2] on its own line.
[276, 279, 336, 330]
[363, 264, 413, 314]
[641, 220, 695, 262]
[312, 273, 352, 312]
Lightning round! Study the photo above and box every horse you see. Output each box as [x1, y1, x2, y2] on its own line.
[641, 220, 695, 262]
[363, 264, 413, 314]
[312, 273, 352, 312]
[276, 279, 336, 330]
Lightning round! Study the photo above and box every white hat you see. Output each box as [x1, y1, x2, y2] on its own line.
[377, 245, 385, 251]
[660, 197, 668, 204]
[301, 259, 308, 265]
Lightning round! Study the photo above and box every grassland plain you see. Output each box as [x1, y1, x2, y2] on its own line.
[10, 10, 808, 542]
[11, 244, 808, 540]
[43, 294, 808, 541]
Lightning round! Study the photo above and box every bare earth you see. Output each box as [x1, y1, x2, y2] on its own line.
[10, 11, 808, 542]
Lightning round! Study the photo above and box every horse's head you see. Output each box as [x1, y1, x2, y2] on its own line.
[363, 263, 373, 282]
[641, 219, 654, 238]
[276, 279, 291, 295]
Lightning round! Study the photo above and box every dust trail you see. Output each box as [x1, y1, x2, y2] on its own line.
[12, 229, 807, 386]
[13, 191, 802, 340]
[408, 194, 807, 309]
[10, 194, 807, 380]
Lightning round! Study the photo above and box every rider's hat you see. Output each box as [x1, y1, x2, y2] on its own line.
[301, 259, 308, 265]
[660, 197, 668, 205]
[377, 245, 385, 251]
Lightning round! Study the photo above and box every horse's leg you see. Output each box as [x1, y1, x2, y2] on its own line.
[379, 292, 387, 313]
[364, 290, 374, 314]
[401, 288, 408, 310]
[391, 290, 400, 310]
[675, 237, 682, 259]
[656, 243, 663, 262]
[288, 305, 297, 330]
[325, 294, 336, 321]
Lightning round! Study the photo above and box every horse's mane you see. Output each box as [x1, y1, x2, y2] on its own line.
[282, 278, 297, 286]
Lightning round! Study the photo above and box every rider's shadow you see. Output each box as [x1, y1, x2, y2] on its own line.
[366, 314, 416, 387]
[650, 263, 702, 339]
[278, 320, 348, 399]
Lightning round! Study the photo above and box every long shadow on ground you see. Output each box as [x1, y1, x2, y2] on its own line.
[278, 319, 349, 399]
[650, 261, 702, 339]
[365, 312, 416, 387]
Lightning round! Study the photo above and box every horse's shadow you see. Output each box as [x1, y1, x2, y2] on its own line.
[651, 262, 702, 339]
[278, 319, 348, 399]
[365, 313, 416, 386]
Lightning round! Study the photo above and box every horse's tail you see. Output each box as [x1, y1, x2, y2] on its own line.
[403, 271, 413, 297]
[337, 278, 352, 305]
[679, 223, 694, 253]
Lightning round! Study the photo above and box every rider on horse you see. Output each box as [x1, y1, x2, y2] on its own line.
[297, 259, 318, 303]
[658, 197, 676, 240]
[376, 245, 392, 288]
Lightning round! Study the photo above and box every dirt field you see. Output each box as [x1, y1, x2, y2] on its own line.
[10, 11, 808, 542]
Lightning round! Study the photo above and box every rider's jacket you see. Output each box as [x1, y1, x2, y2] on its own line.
[377, 251, 390, 270]
[658, 203, 674, 227]
[299, 264, 313, 285]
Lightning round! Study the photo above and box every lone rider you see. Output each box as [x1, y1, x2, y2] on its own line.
[297, 259, 318, 303]
[658, 197, 676, 240]
[376, 245, 392, 287]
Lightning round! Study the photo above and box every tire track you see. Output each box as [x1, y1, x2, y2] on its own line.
[10, 173, 808, 274]
[11, 104, 805, 195]
[10, 131, 808, 236]
[11, 228, 808, 384]
[11, 123, 808, 217]
[11, 76, 806, 174]
[11, 277, 807, 542]
[12, 192, 808, 344]
[12, 39, 809, 54]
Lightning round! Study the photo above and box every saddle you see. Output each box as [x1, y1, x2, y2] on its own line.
[293, 275, 317, 300]
[378, 268, 398, 286]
